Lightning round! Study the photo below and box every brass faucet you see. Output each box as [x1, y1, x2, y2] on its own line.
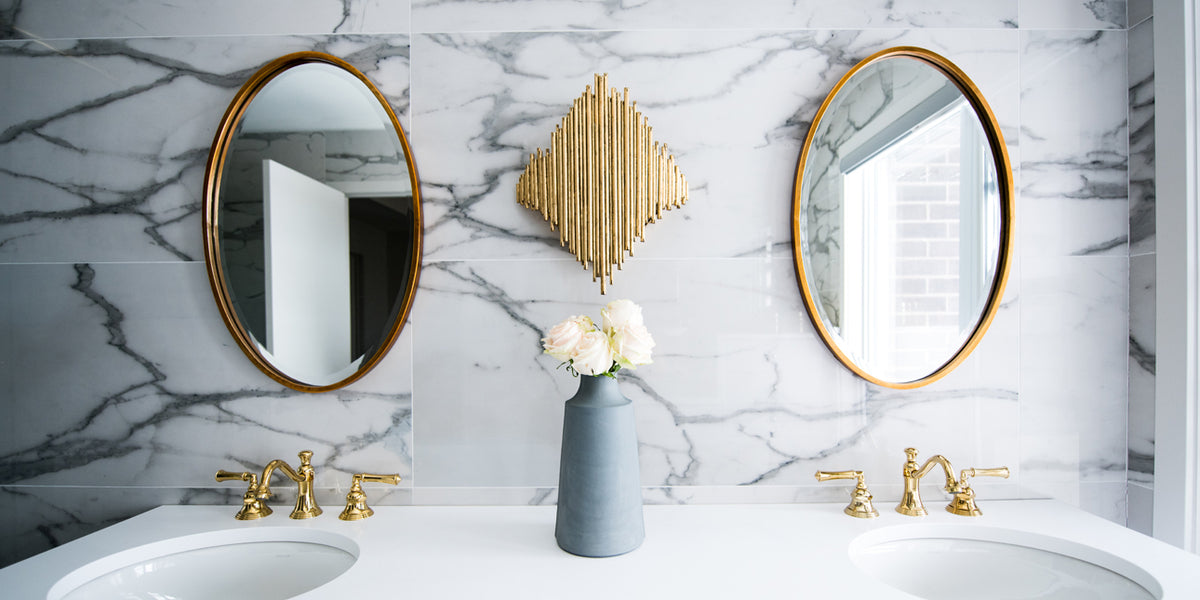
[898, 447, 1009, 517]
[216, 450, 323, 520]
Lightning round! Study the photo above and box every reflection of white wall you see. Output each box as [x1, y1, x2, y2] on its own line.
[263, 159, 351, 383]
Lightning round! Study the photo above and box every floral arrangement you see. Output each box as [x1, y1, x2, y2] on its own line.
[542, 299, 655, 377]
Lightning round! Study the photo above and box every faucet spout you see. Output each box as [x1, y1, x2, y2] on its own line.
[258, 459, 303, 500]
[257, 450, 322, 519]
[897, 448, 960, 516]
[914, 454, 959, 492]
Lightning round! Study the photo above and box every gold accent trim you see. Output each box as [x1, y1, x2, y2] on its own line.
[791, 46, 1015, 389]
[201, 51, 423, 393]
[516, 74, 688, 294]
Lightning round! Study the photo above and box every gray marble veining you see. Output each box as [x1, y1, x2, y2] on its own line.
[412, 0, 1020, 32]
[1129, 18, 1155, 255]
[0, 35, 409, 264]
[414, 28, 1019, 263]
[1019, 0, 1126, 29]
[0, 263, 414, 485]
[1019, 30, 1129, 259]
[0, 0, 1137, 569]
[1127, 16, 1154, 497]
[0, 0, 411, 40]
[1128, 253, 1155, 486]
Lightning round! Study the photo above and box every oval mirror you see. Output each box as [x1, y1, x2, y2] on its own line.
[793, 47, 1013, 388]
[203, 52, 422, 392]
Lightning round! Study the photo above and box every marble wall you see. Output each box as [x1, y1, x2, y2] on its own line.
[0, 0, 1134, 567]
[1127, 0, 1156, 536]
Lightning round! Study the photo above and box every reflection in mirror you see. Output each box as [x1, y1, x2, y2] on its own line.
[204, 52, 421, 392]
[793, 47, 1012, 388]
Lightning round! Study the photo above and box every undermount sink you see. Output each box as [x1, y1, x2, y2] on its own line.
[850, 524, 1160, 600]
[46, 527, 357, 600]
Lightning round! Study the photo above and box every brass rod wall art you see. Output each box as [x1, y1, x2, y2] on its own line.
[517, 74, 689, 293]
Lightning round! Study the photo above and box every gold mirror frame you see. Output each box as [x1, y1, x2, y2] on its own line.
[202, 51, 422, 393]
[791, 46, 1014, 389]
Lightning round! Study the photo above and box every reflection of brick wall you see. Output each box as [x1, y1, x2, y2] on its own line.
[889, 127, 960, 373]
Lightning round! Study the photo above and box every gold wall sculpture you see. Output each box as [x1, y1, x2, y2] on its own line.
[517, 73, 689, 294]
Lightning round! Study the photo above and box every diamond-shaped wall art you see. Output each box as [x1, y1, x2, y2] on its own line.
[517, 73, 689, 294]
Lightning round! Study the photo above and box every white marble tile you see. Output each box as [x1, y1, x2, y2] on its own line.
[1128, 253, 1154, 484]
[0, 485, 236, 567]
[1020, 256, 1128, 488]
[410, 255, 828, 487]
[0, 0, 410, 40]
[1018, 0, 1126, 29]
[409, 251, 1021, 492]
[412, 0, 1017, 32]
[412, 487, 558, 505]
[1129, 18, 1155, 255]
[0, 482, 415, 568]
[0, 35, 411, 264]
[0, 263, 414, 489]
[412, 28, 1019, 263]
[407, 483, 1033, 507]
[1020, 480, 1128, 523]
[0, 0, 1146, 566]
[1080, 481, 1129, 524]
[1019, 30, 1128, 258]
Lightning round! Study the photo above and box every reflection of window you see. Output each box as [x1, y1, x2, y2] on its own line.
[840, 99, 997, 379]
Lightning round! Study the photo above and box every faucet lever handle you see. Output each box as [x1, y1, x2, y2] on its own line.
[948, 466, 1010, 517]
[814, 469, 861, 483]
[814, 470, 879, 519]
[357, 473, 402, 485]
[214, 470, 273, 520]
[215, 470, 255, 484]
[339, 472, 401, 521]
[961, 467, 1010, 483]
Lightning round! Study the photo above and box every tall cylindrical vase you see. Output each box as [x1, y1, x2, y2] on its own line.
[555, 374, 644, 557]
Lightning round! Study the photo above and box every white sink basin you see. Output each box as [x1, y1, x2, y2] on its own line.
[850, 524, 1160, 600]
[46, 527, 357, 600]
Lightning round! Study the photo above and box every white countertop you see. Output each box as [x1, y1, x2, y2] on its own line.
[3, 500, 1199, 598]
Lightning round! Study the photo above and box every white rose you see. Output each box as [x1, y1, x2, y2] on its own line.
[571, 330, 615, 376]
[602, 299, 643, 333]
[611, 322, 655, 369]
[542, 315, 593, 362]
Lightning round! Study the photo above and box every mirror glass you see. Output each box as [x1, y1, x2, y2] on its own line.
[204, 52, 421, 392]
[793, 47, 1012, 388]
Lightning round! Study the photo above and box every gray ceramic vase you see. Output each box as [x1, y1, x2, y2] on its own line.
[554, 374, 645, 557]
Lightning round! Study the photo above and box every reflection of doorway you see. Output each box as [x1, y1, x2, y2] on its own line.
[263, 159, 351, 380]
[347, 196, 415, 358]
